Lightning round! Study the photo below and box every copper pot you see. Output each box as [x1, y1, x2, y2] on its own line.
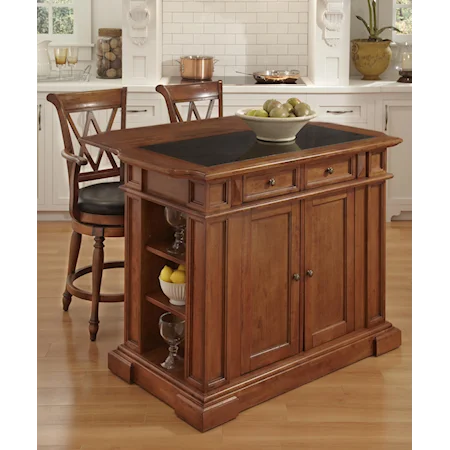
[177, 55, 218, 80]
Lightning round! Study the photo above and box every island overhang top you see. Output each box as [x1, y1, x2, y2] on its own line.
[81, 117, 402, 181]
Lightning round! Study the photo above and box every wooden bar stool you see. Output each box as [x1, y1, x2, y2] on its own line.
[47, 88, 127, 341]
[156, 80, 223, 122]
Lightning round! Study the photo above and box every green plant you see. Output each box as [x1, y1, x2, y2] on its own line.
[356, 0, 401, 41]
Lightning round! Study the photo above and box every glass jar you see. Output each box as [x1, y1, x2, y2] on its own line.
[96, 28, 122, 79]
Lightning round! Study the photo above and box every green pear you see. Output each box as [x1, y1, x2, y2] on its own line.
[294, 102, 312, 117]
[282, 103, 294, 113]
[254, 109, 269, 117]
[269, 105, 290, 118]
[246, 110, 257, 116]
[287, 98, 301, 107]
[265, 100, 282, 113]
[263, 99, 277, 112]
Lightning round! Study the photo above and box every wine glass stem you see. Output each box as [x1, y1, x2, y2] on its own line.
[169, 344, 178, 360]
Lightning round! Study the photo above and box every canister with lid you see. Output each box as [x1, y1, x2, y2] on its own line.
[96, 28, 122, 79]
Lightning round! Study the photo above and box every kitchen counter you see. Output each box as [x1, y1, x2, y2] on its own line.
[38, 76, 412, 94]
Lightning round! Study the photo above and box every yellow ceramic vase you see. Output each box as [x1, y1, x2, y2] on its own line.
[351, 39, 392, 80]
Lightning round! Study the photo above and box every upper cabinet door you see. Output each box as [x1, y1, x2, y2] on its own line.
[241, 202, 300, 374]
[304, 190, 355, 350]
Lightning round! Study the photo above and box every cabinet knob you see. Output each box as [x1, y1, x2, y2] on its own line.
[306, 269, 314, 277]
[268, 178, 276, 186]
[293, 273, 300, 281]
[326, 167, 334, 175]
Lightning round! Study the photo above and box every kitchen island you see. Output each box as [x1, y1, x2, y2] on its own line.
[81, 116, 401, 432]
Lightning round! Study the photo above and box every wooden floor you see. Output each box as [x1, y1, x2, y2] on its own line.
[37, 221, 412, 450]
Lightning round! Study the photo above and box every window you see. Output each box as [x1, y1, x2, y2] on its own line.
[37, 0, 92, 47]
[393, 0, 412, 43]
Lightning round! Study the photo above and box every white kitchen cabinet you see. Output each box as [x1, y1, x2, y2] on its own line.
[379, 98, 412, 220]
[305, 93, 376, 130]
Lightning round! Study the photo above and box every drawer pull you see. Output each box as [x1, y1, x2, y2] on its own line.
[326, 167, 334, 175]
[268, 178, 276, 186]
[306, 269, 314, 277]
[293, 273, 300, 281]
[326, 110, 353, 115]
[127, 109, 148, 113]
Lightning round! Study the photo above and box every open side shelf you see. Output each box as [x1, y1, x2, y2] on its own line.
[140, 346, 185, 382]
[146, 241, 186, 266]
[145, 291, 186, 319]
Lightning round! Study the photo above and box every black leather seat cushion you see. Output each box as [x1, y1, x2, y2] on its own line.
[78, 182, 124, 216]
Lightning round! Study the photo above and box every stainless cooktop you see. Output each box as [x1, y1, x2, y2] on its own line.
[167, 75, 306, 86]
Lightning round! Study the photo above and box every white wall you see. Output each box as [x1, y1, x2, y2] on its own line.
[161, 0, 310, 77]
[92, 0, 122, 38]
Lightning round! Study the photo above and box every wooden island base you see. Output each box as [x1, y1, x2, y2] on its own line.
[109, 323, 401, 432]
[82, 118, 404, 433]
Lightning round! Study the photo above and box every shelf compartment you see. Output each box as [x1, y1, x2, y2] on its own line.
[145, 291, 186, 319]
[145, 241, 185, 266]
[141, 346, 185, 382]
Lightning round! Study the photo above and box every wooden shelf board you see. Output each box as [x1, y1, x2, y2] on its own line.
[145, 291, 186, 319]
[145, 241, 185, 265]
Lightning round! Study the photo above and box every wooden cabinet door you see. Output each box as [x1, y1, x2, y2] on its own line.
[241, 202, 300, 374]
[304, 190, 355, 350]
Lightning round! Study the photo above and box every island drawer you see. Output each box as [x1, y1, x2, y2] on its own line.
[305, 156, 356, 189]
[242, 167, 300, 202]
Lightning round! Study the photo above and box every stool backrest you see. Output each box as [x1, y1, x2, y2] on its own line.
[156, 81, 223, 123]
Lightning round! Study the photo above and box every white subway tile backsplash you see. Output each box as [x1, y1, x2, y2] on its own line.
[267, 44, 288, 55]
[183, 2, 204, 13]
[216, 13, 236, 23]
[236, 34, 256, 45]
[278, 12, 298, 23]
[226, 3, 247, 13]
[278, 34, 298, 44]
[268, 2, 289, 12]
[246, 23, 267, 34]
[247, 3, 267, 13]
[172, 12, 193, 23]
[183, 23, 204, 34]
[226, 23, 246, 34]
[162, 0, 309, 77]
[164, 2, 183, 13]
[225, 45, 247, 55]
[289, 2, 309, 13]
[173, 34, 193, 44]
[215, 35, 236, 45]
[257, 34, 278, 45]
[202, 23, 219, 34]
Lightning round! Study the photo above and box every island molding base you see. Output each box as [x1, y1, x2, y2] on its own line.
[108, 322, 401, 432]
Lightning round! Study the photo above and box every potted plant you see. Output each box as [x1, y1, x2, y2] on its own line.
[351, 0, 401, 80]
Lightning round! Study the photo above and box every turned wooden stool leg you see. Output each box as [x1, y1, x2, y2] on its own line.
[89, 236, 105, 341]
[62, 231, 82, 311]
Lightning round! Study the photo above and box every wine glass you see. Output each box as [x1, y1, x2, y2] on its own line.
[67, 47, 79, 78]
[159, 312, 185, 370]
[54, 47, 68, 79]
[164, 207, 186, 255]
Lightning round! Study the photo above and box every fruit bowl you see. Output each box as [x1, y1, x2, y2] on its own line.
[159, 277, 186, 306]
[236, 107, 317, 143]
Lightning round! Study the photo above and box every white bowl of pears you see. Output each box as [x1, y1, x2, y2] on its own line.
[236, 98, 317, 143]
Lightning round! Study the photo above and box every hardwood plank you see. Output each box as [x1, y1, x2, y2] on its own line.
[37, 221, 411, 448]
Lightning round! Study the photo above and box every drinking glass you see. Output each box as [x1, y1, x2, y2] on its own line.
[164, 207, 186, 255]
[54, 47, 68, 79]
[159, 312, 185, 370]
[67, 47, 79, 77]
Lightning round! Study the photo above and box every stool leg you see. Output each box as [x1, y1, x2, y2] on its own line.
[89, 236, 105, 341]
[62, 231, 82, 311]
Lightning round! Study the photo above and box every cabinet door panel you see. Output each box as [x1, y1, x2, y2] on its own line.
[305, 191, 355, 350]
[241, 203, 300, 373]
